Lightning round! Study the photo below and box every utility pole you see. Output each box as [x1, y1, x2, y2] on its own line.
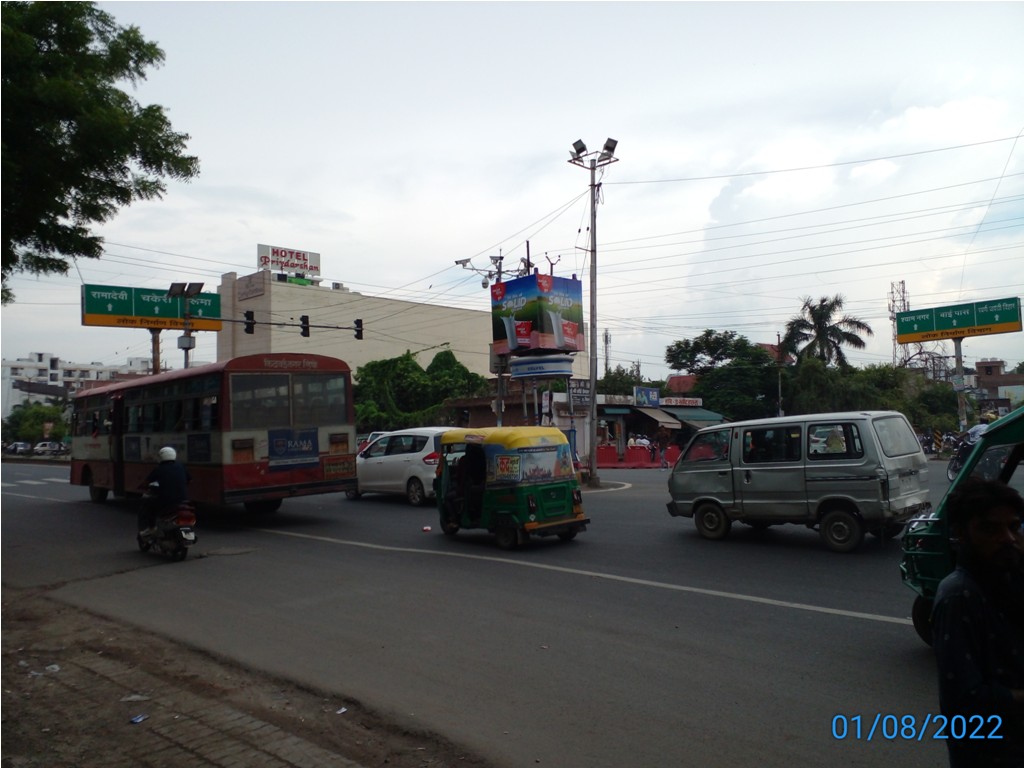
[569, 138, 618, 488]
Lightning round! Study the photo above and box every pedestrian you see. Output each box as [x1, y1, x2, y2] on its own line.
[930, 478, 1024, 768]
[656, 426, 671, 469]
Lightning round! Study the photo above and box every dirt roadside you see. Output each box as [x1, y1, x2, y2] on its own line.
[2, 584, 492, 768]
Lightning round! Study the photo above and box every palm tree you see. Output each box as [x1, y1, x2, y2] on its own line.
[781, 295, 873, 367]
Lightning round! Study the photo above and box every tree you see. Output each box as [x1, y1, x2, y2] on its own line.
[2, 1, 200, 303]
[665, 330, 765, 377]
[780, 295, 873, 368]
[598, 363, 642, 396]
[3, 402, 67, 443]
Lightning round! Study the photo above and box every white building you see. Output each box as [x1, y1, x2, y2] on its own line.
[1, 352, 155, 419]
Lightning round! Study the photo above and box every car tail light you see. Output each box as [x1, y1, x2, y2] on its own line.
[422, 451, 440, 466]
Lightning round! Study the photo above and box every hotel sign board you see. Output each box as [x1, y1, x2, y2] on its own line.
[896, 297, 1020, 344]
[81, 284, 223, 331]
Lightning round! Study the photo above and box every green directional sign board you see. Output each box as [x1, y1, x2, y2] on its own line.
[896, 297, 1021, 344]
[82, 284, 222, 331]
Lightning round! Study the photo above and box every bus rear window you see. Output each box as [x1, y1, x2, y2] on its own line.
[231, 373, 290, 429]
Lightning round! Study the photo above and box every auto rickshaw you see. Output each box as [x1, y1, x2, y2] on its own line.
[900, 407, 1024, 645]
[433, 426, 590, 549]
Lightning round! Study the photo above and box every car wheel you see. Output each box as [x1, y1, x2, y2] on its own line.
[912, 595, 933, 647]
[406, 477, 426, 506]
[819, 509, 865, 553]
[694, 502, 731, 541]
[137, 534, 151, 552]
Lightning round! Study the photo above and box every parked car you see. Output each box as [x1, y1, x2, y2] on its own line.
[6, 441, 32, 455]
[667, 411, 930, 552]
[347, 427, 449, 506]
[33, 441, 67, 456]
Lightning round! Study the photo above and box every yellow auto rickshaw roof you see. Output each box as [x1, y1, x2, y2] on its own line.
[438, 426, 570, 449]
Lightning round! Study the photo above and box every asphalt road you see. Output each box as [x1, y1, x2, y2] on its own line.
[2, 460, 954, 768]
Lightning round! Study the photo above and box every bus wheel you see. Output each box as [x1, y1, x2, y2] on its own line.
[85, 471, 108, 503]
[244, 499, 282, 515]
[912, 595, 934, 646]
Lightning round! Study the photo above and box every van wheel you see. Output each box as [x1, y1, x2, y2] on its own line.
[406, 478, 426, 506]
[820, 509, 864, 553]
[912, 595, 934, 646]
[694, 503, 731, 541]
[345, 484, 361, 500]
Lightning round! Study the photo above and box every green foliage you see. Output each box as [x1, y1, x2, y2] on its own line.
[1014, 360, 1024, 374]
[353, 351, 487, 432]
[3, 402, 67, 443]
[691, 344, 778, 421]
[780, 295, 873, 368]
[598, 363, 642, 396]
[1, 1, 200, 303]
[665, 329, 767, 376]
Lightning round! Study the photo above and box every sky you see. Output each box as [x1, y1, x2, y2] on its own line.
[3, 1, 1023, 380]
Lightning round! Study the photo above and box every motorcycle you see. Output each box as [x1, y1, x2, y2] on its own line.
[946, 435, 976, 482]
[138, 484, 197, 561]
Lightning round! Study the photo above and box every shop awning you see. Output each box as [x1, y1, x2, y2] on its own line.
[602, 407, 631, 415]
[661, 406, 725, 430]
[632, 407, 682, 429]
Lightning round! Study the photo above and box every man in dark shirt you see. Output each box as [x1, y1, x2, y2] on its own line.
[140, 446, 191, 534]
[931, 478, 1024, 768]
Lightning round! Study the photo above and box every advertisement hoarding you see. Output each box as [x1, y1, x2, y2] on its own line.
[490, 274, 585, 355]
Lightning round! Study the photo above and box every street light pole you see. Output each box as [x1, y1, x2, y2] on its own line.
[569, 139, 618, 488]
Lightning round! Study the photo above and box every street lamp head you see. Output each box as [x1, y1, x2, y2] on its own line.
[167, 282, 187, 297]
[572, 139, 587, 156]
[598, 138, 618, 162]
[184, 282, 204, 296]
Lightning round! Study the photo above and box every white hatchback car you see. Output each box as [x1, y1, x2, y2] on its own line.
[347, 427, 449, 506]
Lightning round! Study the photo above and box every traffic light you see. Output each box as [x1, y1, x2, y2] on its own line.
[300, 315, 310, 337]
[244, 310, 255, 334]
[353, 318, 363, 340]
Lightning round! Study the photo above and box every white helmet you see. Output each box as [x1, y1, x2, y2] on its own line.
[158, 446, 176, 462]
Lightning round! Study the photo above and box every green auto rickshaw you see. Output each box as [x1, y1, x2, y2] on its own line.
[900, 407, 1024, 645]
[433, 426, 590, 549]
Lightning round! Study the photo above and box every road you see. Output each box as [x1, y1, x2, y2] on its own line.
[2, 460, 953, 767]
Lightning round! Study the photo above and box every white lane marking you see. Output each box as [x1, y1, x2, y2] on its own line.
[45, 477, 69, 483]
[2, 492, 68, 502]
[256, 528, 911, 626]
[18, 480, 47, 485]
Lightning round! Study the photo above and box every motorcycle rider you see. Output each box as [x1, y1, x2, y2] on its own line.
[139, 446, 191, 535]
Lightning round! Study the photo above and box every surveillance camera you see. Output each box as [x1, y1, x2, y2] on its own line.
[481, 277, 489, 289]
[454, 258, 470, 267]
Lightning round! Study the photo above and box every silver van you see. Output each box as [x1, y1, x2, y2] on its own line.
[666, 411, 929, 552]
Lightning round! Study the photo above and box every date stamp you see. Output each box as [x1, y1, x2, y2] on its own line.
[831, 714, 1003, 742]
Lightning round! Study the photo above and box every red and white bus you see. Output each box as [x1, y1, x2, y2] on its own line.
[71, 353, 357, 513]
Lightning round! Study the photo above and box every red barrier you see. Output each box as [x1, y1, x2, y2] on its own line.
[597, 444, 619, 466]
[665, 445, 681, 465]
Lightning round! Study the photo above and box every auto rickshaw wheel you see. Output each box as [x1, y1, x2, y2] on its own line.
[495, 525, 521, 550]
[557, 530, 578, 542]
[912, 595, 934, 646]
[440, 501, 460, 536]
[694, 503, 731, 541]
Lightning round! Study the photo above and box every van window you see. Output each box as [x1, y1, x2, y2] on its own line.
[743, 426, 801, 463]
[872, 415, 921, 457]
[807, 423, 864, 461]
[683, 430, 729, 461]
